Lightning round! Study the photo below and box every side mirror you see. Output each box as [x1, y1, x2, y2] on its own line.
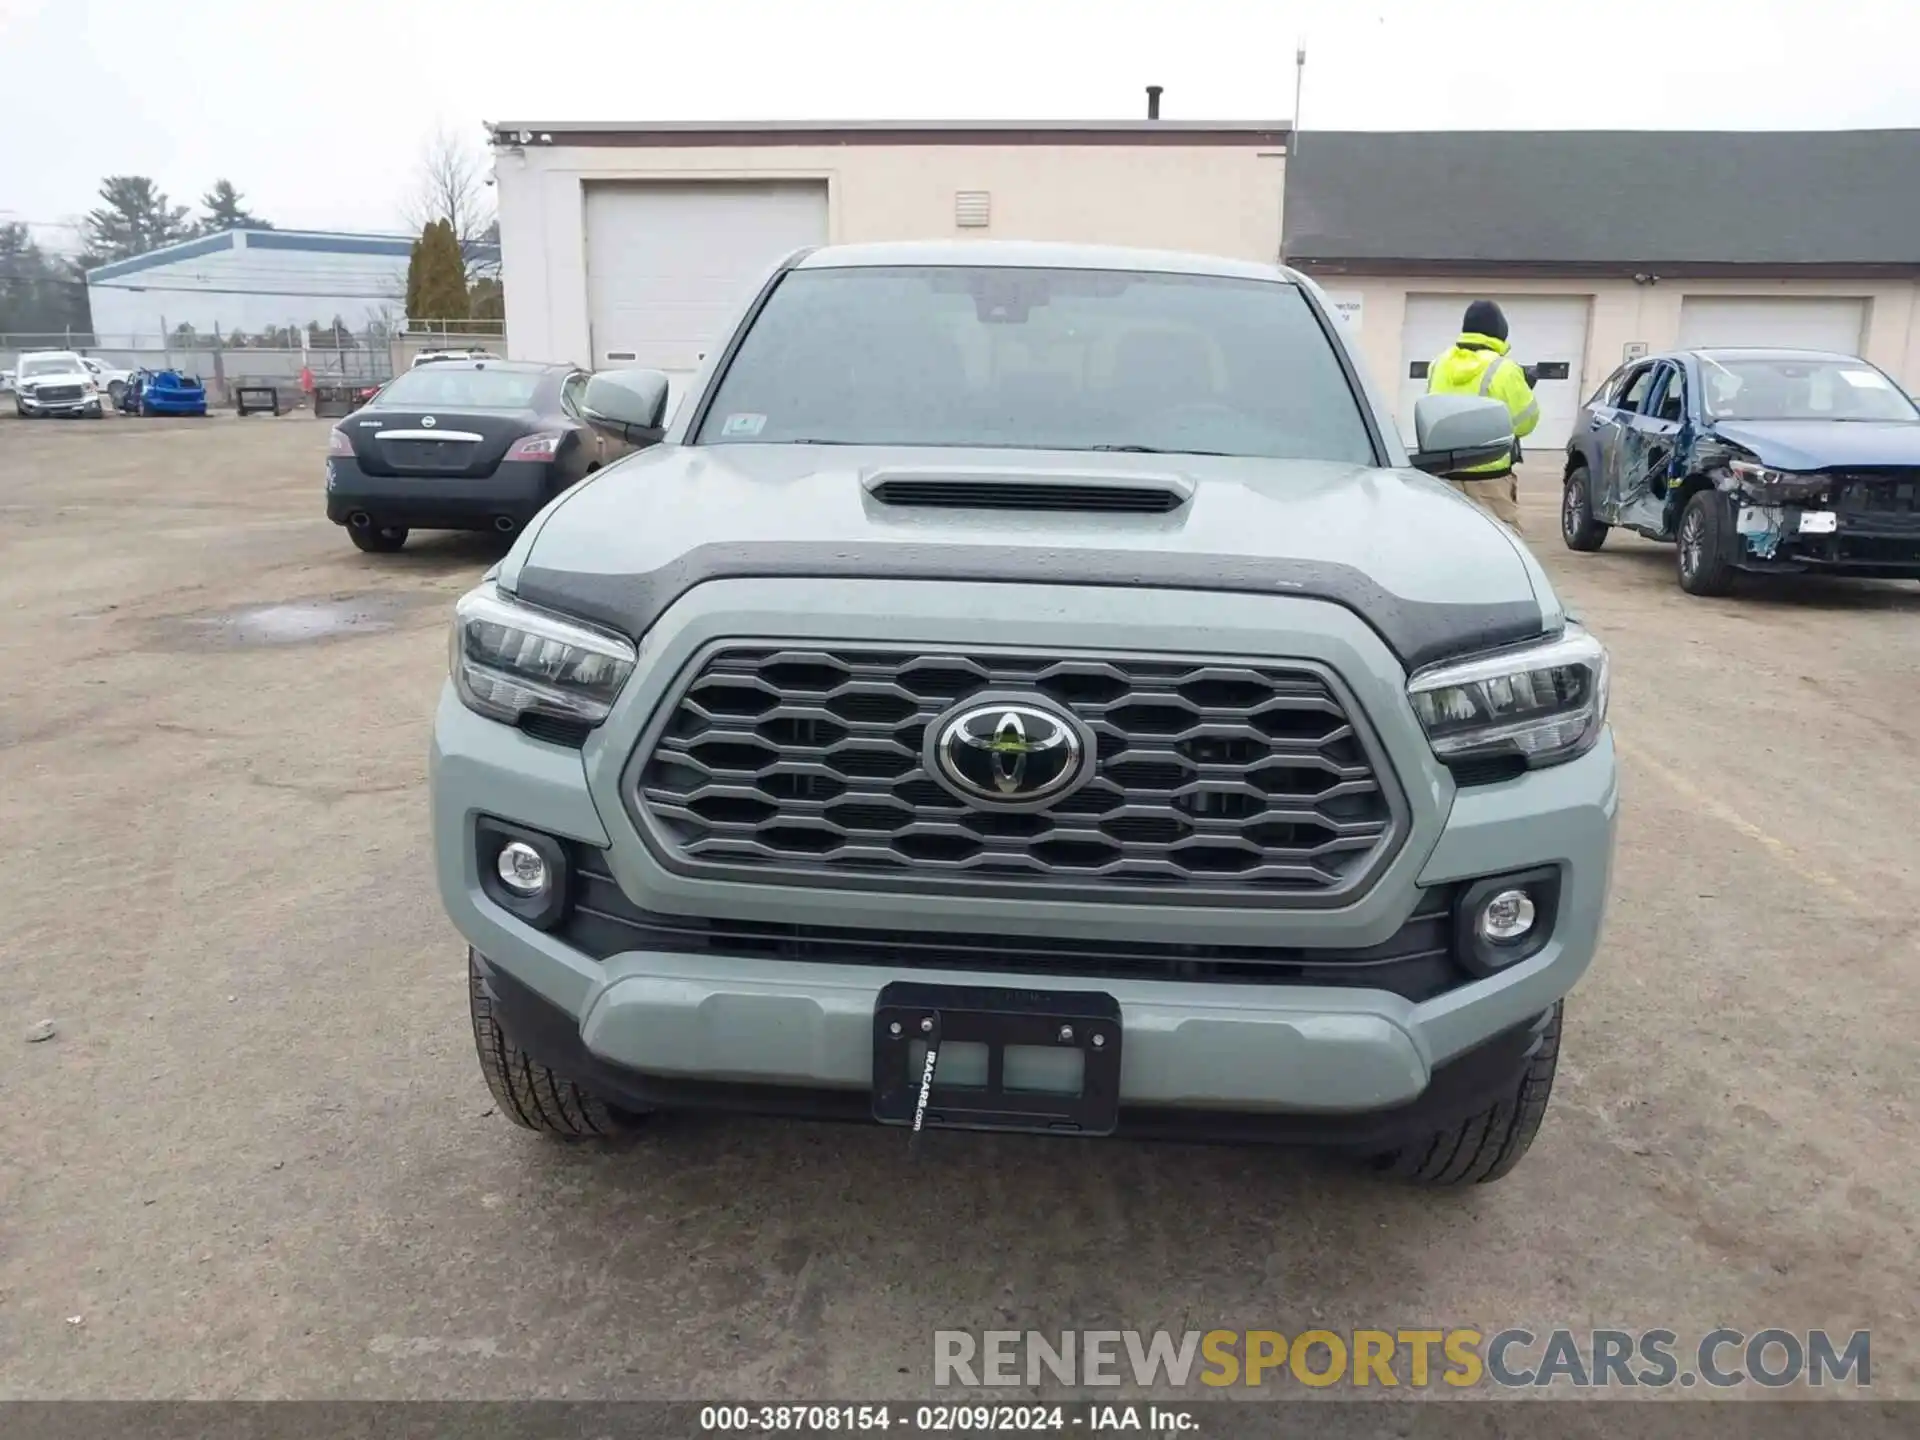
[582, 368, 671, 447]
[1408, 394, 1516, 478]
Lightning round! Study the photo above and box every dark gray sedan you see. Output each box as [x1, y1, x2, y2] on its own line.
[324, 359, 630, 553]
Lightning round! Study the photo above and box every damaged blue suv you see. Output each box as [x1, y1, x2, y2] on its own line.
[1561, 347, 1920, 593]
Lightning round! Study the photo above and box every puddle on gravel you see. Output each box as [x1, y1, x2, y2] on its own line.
[152, 592, 440, 649]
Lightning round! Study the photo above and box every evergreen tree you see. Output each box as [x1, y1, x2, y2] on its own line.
[0, 223, 93, 334]
[412, 220, 469, 322]
[199, 179, 269, 232]
[469, 276, 504, 323]
[81, 177, 192, 266]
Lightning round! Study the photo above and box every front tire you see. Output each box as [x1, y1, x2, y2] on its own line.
[1373, 1004, 1562, 1186]
[1561, 464, 1609, 551]
[469, 951, 643, 1139]
[347, 523, 408, 553]
[1677, 489, 1738, 596]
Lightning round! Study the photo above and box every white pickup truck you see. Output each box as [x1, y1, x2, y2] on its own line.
[12, 351, 104, 418]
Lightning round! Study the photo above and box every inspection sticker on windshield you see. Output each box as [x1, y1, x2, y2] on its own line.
[720, 412, 767, 437]
[1840, 369, 1891, 389]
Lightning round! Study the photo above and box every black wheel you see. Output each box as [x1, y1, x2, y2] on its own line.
[1372, 1004, 1562, 1186]
[469, 950, 644, 1139]
[12, 398, 24, 418]
[1677, 489, 1737, 596]
[347, 523, 408, 553]
[1561, 465, 1609, 552]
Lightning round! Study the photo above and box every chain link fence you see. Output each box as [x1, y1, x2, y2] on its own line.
[2, 321, 508, 407]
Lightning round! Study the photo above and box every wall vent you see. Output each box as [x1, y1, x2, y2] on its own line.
[954, 191, 991, 229]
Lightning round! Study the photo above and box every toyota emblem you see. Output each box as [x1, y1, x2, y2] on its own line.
[928, 699, 1092, 809]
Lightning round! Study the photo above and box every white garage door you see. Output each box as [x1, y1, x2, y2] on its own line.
[584, 181, 829, 410]
[1397, 294, 1591, 452]
[1677, 297, 1866, 355]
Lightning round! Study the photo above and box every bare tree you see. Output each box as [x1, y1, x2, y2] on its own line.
[402, 126, 497, 282]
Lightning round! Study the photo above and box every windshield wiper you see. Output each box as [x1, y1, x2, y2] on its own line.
[1082, 443, 1233, 456]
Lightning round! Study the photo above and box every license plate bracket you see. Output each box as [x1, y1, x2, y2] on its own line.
[871, 981, 1122, 1136]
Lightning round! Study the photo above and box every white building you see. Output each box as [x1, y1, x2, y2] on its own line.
[489, 118, 1288, 397]
[85, 229, 416, 345]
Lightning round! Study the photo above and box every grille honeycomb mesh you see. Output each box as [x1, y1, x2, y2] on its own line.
[632, 646, 1399, 900]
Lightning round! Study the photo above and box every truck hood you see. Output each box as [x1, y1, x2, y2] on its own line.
[1708, 418, 1920, 471]
[505, 444, 1555, 671]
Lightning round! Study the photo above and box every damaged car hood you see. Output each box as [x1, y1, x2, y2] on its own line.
[503, 443, 1555, 671]
[1708, 419, 1920, 472]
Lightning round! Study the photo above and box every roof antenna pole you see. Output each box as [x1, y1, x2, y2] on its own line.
[1281, 43, 1306, 266]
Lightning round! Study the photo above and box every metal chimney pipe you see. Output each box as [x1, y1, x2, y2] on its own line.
[1146, 85, 1163, 120]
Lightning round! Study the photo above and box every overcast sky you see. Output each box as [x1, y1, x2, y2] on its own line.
[2, 0, 1915, 246]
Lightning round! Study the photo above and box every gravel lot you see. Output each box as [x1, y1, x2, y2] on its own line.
[2, 415, 1916, 1401]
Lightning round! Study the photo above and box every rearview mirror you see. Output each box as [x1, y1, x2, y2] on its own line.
[582, 368, 671, 447]
[1407, 394, 1516, 478]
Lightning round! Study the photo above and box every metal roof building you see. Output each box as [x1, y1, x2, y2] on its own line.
[83, 228, 498, 346]
[1282, 129, 1920, 448]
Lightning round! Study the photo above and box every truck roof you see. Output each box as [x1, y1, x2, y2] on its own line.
[792, 239, 1297, 285]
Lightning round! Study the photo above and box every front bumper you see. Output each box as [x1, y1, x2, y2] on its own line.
[1737, 499, 1920, 578]
[430, 577, 1619, 1127]
[19, 393, 101, 415]
[325, 456, 555, 532]
[472, 948, 1563, 1150]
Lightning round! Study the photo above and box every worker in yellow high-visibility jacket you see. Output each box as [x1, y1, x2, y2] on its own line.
[1425, 300, 1539, 528]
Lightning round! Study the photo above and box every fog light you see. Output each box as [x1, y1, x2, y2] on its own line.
[495, 840, 549, 897]
[1476, 888, 1537, 944]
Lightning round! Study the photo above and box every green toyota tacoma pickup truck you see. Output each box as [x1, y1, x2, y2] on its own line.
[430, 241, 1617, 1185]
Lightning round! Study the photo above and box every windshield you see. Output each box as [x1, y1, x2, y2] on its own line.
[375, 366, 542, 410]
[20, 356, 85, 379]
[1699, 355, 1920, 422]
[695, 265, 1377, 462]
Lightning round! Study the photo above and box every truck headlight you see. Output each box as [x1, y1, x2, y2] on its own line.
[449, 584, 635, 728]
[1407, 624, 1609, 771]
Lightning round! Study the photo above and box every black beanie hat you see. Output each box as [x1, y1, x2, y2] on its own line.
[1462, 300, 1509, 343]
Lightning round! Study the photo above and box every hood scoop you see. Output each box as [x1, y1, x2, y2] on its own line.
[863, 465, 1193, 514]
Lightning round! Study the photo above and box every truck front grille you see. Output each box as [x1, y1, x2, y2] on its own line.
[630, 644, 1402, 905]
